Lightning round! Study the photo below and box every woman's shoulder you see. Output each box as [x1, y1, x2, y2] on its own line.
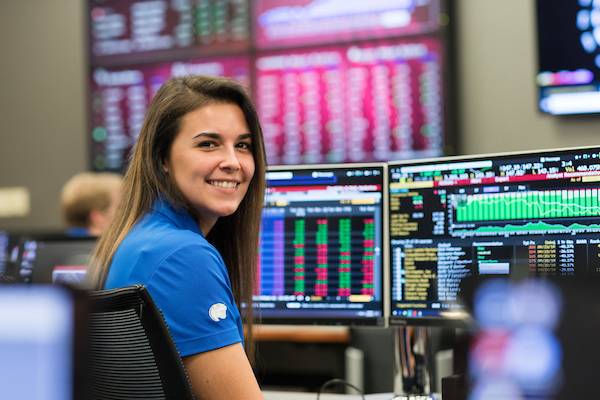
[126, 218, 214, 256]
[116, 209, 218, 264]
[127, 207, 203, 245]
[109, 217, 224, 287]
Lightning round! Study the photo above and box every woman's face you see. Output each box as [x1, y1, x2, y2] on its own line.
[165, 102, 255, 235]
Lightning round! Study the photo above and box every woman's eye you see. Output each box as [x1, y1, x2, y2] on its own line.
[198, 141, 217, 149]
[237, 142, 252, 150]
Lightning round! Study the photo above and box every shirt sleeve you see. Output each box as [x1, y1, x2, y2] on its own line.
[145, 242, 242, 357]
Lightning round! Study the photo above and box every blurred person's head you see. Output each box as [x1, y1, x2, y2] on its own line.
[60, 172, 122, 236]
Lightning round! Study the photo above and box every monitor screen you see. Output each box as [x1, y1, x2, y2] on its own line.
[0, 285, 76, 400]
[88, 0, 453, 170]
[256, 37, 444, 165]
[255, 163, 386, 325]
[89, 56, 251, 171]
[0, 231, 9, 277]
[388, 146, 600, 325]
[536, 0, 600, 115]
[253, 0, 441, 49]
[0, 232, 30, 283]
[466, 276, 600, 399]
[89, 0, 250, 63]
[15, 236, 97, 285]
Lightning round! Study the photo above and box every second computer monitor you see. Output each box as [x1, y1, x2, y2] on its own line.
[388, 146, 600, 325]
[14, 235, 96, 285]
[255, 163, 387, 325]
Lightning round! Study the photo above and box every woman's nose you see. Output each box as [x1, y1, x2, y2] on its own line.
[219, 146, 241, 171]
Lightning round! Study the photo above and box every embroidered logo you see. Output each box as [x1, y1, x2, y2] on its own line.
[208, 303, 227, 322]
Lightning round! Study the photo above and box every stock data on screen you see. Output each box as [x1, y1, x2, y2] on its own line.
[254, 164, 385, 325]
[389, 146, 600, 323]
[88, 0, 451, 171]
[89, 57, 250, 170]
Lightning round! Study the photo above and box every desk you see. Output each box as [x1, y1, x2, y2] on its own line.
[255, 325, 350, 343]
[264, 391, 395, 400]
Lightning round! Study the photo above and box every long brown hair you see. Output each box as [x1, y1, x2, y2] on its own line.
[89, 75, 266, 356]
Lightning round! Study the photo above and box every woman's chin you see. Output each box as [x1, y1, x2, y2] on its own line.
[215, 206, 239, 218]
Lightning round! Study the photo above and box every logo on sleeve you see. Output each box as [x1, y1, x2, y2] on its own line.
[208, 303, 228, 322]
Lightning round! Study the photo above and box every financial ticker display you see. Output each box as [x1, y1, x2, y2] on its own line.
[389, 146, 600, 324]
[89, 0, 250, 63]
[88, 0, 453, 171]
[256, 38, 443, 165]
[89, 57, 250, 170]
[255, 163, 386, 325]
[253, 0, 440, 49]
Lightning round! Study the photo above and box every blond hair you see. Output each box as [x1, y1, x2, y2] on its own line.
[61, 172, 122, 228]
[88, 76, 266, 358]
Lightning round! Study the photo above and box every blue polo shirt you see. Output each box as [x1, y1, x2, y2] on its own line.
[104, 199, 243, 357]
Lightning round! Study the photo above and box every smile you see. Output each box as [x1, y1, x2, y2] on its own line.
[208, 180, 239, 189]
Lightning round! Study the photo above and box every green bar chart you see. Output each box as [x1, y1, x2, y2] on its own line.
[455, 189, 600, 222]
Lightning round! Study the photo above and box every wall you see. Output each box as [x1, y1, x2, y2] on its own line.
[456, 0, 600, 155]
[0, 0, 599, 230]
[0, 0, 88, 231]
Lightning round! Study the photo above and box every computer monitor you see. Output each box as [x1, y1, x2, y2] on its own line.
[0, 232, 29, 283]
[465, 276, 600, 399]
[388, 145, 600, 325]
[0, 284, 85, 400]
[255, 36, 445, 165]
[89, 56, 251, 171]
[535, 0, 600, 115]
[13, 234, 97, 285]
[88, 0, 454, 170]
[254, 163, 387, 325]
[254, 0, 441, 50]
[0, 231, 9, 277]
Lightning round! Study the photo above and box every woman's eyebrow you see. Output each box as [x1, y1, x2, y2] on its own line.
[191, 132, 220, 140]
[238, 133, 252, 140]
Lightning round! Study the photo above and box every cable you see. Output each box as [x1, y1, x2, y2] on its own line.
[316, 378, 366, 400]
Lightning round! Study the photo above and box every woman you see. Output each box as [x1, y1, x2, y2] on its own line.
[89, 75, 265, 400]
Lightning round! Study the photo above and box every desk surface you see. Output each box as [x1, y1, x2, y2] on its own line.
[263, 391, 395, 400]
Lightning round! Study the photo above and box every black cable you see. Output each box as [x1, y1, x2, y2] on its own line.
[316, 378, 366, 400]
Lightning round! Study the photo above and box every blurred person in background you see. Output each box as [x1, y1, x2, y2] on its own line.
[60, 172, 122, 237]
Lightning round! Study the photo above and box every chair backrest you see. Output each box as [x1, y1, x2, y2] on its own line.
[88, 285, 195, 400]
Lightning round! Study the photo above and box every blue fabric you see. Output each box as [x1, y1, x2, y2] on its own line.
[104, 199, 243, 357]
[65, 227, 91, 238]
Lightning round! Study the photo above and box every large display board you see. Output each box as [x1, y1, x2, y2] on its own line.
[89, 0, 250, 63]
[89, 57, 251, 170]
[88, 0, 452, 170]
[256, 39, 443, 164]
[253, 0, 441, 49]
[389, 146, 600, 325]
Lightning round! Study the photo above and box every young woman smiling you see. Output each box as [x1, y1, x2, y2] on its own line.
[89, 76, 266, 400]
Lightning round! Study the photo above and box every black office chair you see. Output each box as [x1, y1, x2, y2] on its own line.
[88, 285, 195, 399]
